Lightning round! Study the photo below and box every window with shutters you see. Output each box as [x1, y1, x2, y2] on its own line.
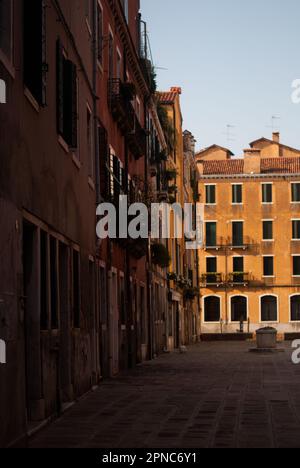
[87, 105, 94, 177]
[56, 40, 78, 148]
[232, 221, 244, 247]
[263, 256, 274, 277]
[206, 222, 217, 247]
[0, 0, 13, 64]
[262, 183, 273, 204]
[263, 220, 273, 241]
[293, 256, 300, 277]
[292, 183, 300, 203]
[292, 220, 300, 240]
[205, 185, 216, 205]
[98, 124, 109, 199]
[24, 0, 47, 105]
[232, 184, 242, 204]
[261, 296, 278, 322]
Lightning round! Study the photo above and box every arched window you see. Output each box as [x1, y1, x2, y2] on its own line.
[204, 296, 221, 323]
[231, 296, 247, 322]
[291, 295, 300, 322]
[261, 296, 278, 322]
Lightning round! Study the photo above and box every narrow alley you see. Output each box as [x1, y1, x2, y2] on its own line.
[29, 343, 300, 449]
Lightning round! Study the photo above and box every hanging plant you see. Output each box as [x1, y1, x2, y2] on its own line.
[151, 243, 171, 268]
[156, 149, 168, 162]
[168, 185, 178, 194]
[168, 195, 177, 204]
[167, 272, 178, 281]
[165, 169, 177, 181]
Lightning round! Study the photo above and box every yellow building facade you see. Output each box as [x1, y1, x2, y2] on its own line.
[197, 133, 300, 338]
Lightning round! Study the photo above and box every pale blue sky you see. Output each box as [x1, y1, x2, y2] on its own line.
[141, 0, 300, 156]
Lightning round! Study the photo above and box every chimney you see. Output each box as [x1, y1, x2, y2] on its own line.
[170, 87, 182, 95]
[243, 148, 261, 174]
[272, 132, 280, 144]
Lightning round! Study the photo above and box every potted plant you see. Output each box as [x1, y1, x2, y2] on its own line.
[167, 272, 178, 281]
[165, 169, 177, 181]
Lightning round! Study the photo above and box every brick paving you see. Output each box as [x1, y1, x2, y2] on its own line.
[29, 342, 300, 448]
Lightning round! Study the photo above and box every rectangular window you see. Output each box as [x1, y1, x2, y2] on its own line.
[72, 250, 81, 328]
[206, 257, 217, 284]
[108, 32, 114, 80]
[0, 0, 13, 62]
[87, 106, 94, 177]
[293, 256, 300, 277]
[233, 257, 244, 273]
[205, 185, 216, 205]
[293, 220, 300, 240]
[262, 184, 273, 204]
[40, 230, 48, 330]
[24, 0, 45, 105]
[232, 184, 242, 204]
[57, 40, 78, 148]
[263, 221, 273, 241]
[206, 222, 217, 247]
[263, 257, 274, 277]
[97, 3, 103, 64]
[232, 222, 244, 247]
[117, 52, 122, 80]
[292, 183, 300, 203]
[50, 237, 58, 330]
[233, 257, 244, 283]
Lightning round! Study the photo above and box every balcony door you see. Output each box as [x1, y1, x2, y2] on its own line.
[232, 222, 244, 247]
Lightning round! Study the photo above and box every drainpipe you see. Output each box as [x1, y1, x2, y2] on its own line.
[92, 0, 100, 381]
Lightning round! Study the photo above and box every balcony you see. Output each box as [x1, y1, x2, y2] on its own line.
[127, 115, 147, 160]
[108, 79, 135, 134]
[228, 243, 250, 251]
[201, 273, 223, 286]
[204, 244, 224, 252]
[228, 272, 250, 286]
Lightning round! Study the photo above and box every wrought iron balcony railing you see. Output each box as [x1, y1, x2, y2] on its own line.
[228, 272, 250, 285]
[108, 79, 135, 134]
[201, 273, 223, 285]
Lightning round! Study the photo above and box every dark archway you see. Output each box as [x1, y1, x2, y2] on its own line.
[231, 296, 247, 322]
[204, 296, 221, 323]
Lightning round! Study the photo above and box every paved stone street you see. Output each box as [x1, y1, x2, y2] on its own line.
[29, 342, 300, 448]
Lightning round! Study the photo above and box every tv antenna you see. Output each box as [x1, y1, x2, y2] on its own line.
[266, 115, 281, 132]
[223, 124, 236, 143]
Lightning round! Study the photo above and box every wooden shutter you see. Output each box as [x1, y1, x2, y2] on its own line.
[56, 39, 64, 135]
[98, 125, 109, 199]
[63, 59, 77, 148]
[24, 0, 43, 104]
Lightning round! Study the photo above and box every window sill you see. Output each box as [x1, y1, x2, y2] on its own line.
[85, 18, 92, 36]
[88, 177, 95, 191]
[262, 239, 274, 242]
[24, 88, 40, 113]
[0, 50, 15, 79]
[58, 135, 70, 154]
[72, 153, 81, 170]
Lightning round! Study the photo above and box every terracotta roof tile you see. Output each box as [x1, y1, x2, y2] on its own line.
[202, 159, 244, 175]
[157, 91, 178, 104]
[200, 157, 300, 176]
[261, 158, 300, 174]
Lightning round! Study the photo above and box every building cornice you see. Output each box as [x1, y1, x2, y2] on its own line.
[199, 173, 300, 181]
[108, 0, 150, 97]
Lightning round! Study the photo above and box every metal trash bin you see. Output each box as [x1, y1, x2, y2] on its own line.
[256, 327, 277, 349]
